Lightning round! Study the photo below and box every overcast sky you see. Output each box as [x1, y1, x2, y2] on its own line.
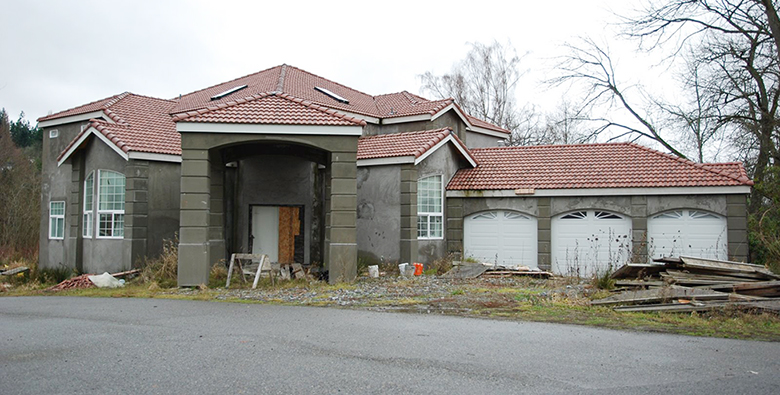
[1, 0, 651, 124]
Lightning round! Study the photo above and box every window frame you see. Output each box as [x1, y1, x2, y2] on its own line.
[49, 201, 65, 240]
[417, 174, 444, 240]
[83, 171, 95, 238]
[96, 170, 125, 239]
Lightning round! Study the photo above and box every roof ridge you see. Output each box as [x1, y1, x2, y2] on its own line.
[172, 91, 366, 126]
[276, 64, 287, 92]
[123, 92, 177, 103]
[627, 143, 753, 185]
[173, 64, 283, 108]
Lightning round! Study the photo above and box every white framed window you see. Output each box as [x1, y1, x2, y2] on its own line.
[49, 201, 65, 239]
[49, 129, 59, 138]
[417, 175, 443, 239]
[83, 172, 95, 237]
[97, 170, 125, 238]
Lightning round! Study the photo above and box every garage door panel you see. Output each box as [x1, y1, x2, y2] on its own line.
[464, 210, 537, 267]
[551, 210, 632, 277]
[648, 209, 727, 261]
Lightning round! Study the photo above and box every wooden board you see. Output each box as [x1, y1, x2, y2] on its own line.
[440, 264, 489, 279]
[592, 286, 729, 306]
[679, 256, 780, 279]
[278, 207, 300, 264]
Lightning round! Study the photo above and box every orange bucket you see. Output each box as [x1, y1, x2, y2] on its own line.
[413, 263, 423, 276]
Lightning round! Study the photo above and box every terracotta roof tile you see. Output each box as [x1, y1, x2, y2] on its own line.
[447, 142, 753, 191]
[57, 94, 179, 161]
[465, 114, 511, 134]
[357, 128, 476, 165]
[38, 92, 131, 122]
[172, 92, 366, 126]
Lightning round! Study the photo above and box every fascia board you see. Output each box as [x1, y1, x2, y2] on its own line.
[176, 122, 363, 136]
[57, 127, 128, 167]
[38, 111, 110, 128]
[128, 152, 182, 163]
[414, 135, 477, 168]
[466, 126, 511, 138]
[446, 186, 752, 197]
[357, 156, 415, 167]
[380, 114, 431, 124]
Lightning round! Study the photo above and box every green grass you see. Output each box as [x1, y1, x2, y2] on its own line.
[4, 277, 780, 341]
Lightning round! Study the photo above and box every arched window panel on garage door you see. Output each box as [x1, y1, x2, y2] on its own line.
[647, 209, 727, 261]
[551, 210, 632, 277]
[463, 210, 537, 268]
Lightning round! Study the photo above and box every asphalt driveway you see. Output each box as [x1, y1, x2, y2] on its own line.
[1, 296, 778, 394]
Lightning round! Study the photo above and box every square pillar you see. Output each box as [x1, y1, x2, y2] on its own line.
[178, 149, 212, 286]
[124, 160, 149, 269]
[326, 148, 358, 283]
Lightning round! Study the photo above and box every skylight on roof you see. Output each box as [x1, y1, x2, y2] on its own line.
[314, 86, 349, 104]
[211, 84, 248, 100]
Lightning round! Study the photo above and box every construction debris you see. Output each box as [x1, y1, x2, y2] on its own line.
[595, 256, 780, 314]
[46, 274, 94, 291]
[442, 262, 552, 279]
[1, 266, 29, 276]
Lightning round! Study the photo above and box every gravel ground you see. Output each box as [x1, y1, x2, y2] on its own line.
[188, 275, 599, 314]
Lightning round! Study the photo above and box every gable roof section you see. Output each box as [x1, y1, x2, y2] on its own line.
[357, 128, 477, 167]
[172, 92, 366, 126]
[448, 142, 752, 194]
[465, 114, 511, 134]
[57, 94, 179, 165]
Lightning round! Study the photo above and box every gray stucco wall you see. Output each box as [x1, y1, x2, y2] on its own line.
[146, 161, 181, 258]
[39, 122, 86, 270]
[447, 193, 749, 271]
[356, 165, 401, 265]
[464, 131, 504, 148]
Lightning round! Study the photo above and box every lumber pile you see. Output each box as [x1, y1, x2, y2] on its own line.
[46, 274, 94, 291]
[442, 263, 552, 279]
[593, 256, 780, 314]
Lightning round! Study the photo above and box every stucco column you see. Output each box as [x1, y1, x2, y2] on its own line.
[124, 160, 149, 270]
[178, 148, 211, 286]
[630, 196, 648, 263]
[445, 197, 463, 259]
[400, 164, 418, 264]
[727, 194, 749, 261]
[69, 157, 83, 273]
[326, 147, 358, 283]
[537, 197, 551, 271]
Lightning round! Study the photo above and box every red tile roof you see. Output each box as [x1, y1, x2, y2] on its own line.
[465, 114, 511, 134]
[448, 142, 753, 190]
[171, 64, 506, 131]
[57, 94, 179, 161]
[172, 92, 366, 126]
[38, 92, 131, 122]
[357, 128, 476, 165]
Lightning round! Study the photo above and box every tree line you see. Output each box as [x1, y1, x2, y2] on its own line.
[0, 109, 41, 262]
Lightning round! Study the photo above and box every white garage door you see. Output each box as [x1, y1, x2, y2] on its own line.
[464, 211, 537, 267]
[648, 210, 727, 261]
[551, 211, 632, 277]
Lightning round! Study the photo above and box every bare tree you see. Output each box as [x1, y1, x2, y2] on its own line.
[551, 37, 688, 157]
[623, 0, 780, 211]
[420, 40, 526, 132]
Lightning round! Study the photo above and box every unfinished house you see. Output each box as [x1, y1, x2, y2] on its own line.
[37, 64, 753, 284]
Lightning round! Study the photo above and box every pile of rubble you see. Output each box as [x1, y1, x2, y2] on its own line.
[593, 256, 780, 313]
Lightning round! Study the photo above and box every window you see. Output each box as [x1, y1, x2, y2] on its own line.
[97, 170, 125, 238]
[83, 172, 94, 237]
[49, 129, 59, 138]
[49, 201, 65, 239]
[417, 175, 443, 239]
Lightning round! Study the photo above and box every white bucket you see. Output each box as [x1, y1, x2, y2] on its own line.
[398, 263, 408, 277]
[368, 265, 379, 278]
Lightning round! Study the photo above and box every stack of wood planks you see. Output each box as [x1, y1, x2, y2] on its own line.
[442, 263, 552, 279]
[593, 256, 780, 314]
